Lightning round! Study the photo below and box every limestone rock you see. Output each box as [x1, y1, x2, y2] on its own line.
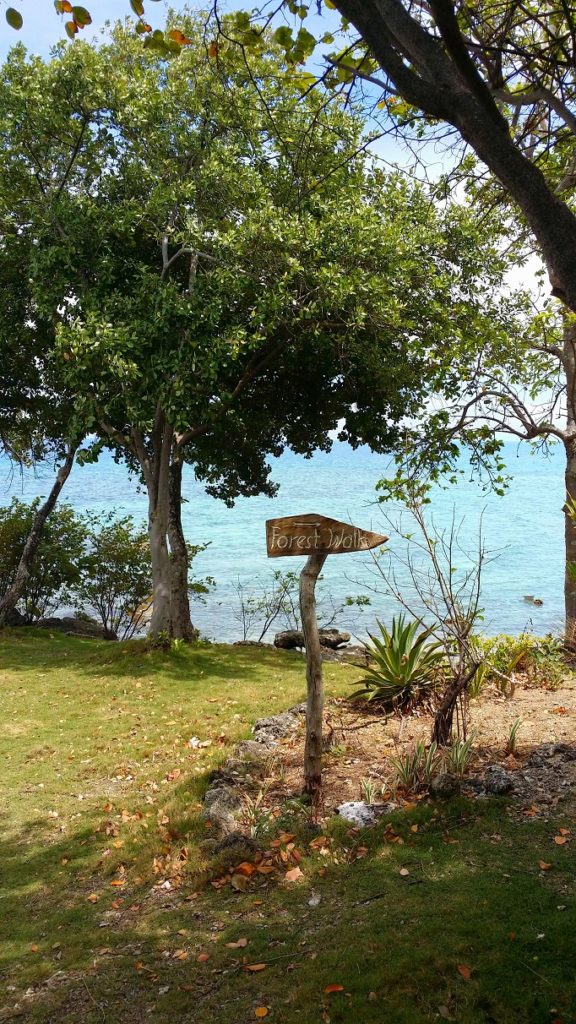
[429, 773, 461, 799]
[235, 740, 272, 760]
[273, 628, 351, 650]
[484, 765, 515, 794]
[335, 800, 396, 827]
[202, 784, 244, 828]
[36, 616, 111, 639]
[252, 710, 299, 745]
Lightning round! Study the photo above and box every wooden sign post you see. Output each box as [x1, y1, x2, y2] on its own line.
[266, 514, 387, 808]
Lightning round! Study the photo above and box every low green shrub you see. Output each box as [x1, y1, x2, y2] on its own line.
[476, 632, 565, 690]
[0, 498, 87, 622]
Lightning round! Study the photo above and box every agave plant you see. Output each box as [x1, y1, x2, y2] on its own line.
[350, 614, 445, 707]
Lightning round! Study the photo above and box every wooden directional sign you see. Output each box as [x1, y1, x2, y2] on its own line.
[266, 513, 388, 558]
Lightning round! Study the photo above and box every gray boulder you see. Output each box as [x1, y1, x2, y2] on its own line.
[429, 773, 461, 799]
[336, 801, 396, 826]
[274, 628, 351, 650]
[484, 765, 515, 794]
[252, 710, 299, 745]
[202, 784, 244, 829]
[36, 616, 112, 639]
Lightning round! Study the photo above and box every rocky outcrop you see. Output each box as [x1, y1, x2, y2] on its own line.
[202, 707, 303, 831]
[273, 628, 351, 650]
[35, 616, 113, 639]
[336, 800, 397, 826]
[429, 773, 462, 799]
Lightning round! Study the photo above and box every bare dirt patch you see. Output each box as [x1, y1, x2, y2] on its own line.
[257, 674, 576, 816]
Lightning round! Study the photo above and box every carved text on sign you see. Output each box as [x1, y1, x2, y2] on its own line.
[266, 513, 388, 558]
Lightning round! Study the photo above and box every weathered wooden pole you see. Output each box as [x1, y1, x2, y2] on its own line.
[299, 552, 327, 807]
[265, 513, 388, 811]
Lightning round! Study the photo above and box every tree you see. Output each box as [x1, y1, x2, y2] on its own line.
[73, 511, 213, 640]
[5, 1, 209, 54]
[374, 290, 576, 642]
[0, 498, 87, 622]
[0, 18, 522, 640]
[266, 1, 576, 312]
[217, 0, 576, 644]
[0, 214, 85, 627]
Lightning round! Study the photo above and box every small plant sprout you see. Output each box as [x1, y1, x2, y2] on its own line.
[445, 735, 474, 776]
[389, 740, 442, 793]
[240, 788, 272, 838]
[360, 777, 378, 804]
[506, 717, 523, 755]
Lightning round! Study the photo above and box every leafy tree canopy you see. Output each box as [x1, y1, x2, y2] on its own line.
[0, 14, 526, 635]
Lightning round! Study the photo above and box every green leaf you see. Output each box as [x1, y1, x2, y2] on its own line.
[6, 7, 23, 30]
[72, 6, 92, 26]
[130, 0, 145, 14]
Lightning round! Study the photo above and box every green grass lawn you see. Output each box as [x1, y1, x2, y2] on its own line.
[0, 628, 575, 1024]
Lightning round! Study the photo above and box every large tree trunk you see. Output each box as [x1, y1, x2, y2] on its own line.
[168, 457, 197, 642]
[563, 440, 576, 648]
[300, 552, 327, 809]
[563, 324, 576, 647]
[0, 444, 77, 626]
[147, 421, 173, 637]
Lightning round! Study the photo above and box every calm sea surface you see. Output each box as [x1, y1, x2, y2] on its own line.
[0, 441, 565, 640]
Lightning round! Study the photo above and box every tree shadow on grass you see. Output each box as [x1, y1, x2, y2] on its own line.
[3, 796, 575, 1024]
[0, 627, 303, 686]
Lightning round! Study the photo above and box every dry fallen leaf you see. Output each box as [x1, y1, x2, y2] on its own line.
[324, 983, 344, 993]
[226, 938, 249, 949]
[173, 950, 189, 961]
[30, 944, 39, 953]
[399, 867, 410, 876]
[235, 862, 256, 876]
[309, 835, 330, 850]
[539, 861, 552, 870]
[254, 1009, 268, 1019]
[558, 827, 571, 836]
[244, 963, 266, 972]
[87, 894, 99, 903]
[554, 836, 568, 845]
[196, 952, 210, 963]
[457, 964, 472, 981]
[285, 866, 303, 882]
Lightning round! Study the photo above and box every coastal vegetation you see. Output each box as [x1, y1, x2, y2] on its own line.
[0, 12, 528, 641]
[2, 5, 576, 1020]
[0, 628, 575, 1023]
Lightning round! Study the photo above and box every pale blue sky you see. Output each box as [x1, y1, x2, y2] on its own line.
[0, 1, 180, 59]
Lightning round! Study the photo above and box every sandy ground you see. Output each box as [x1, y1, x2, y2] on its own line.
[258, 674, 576, 814]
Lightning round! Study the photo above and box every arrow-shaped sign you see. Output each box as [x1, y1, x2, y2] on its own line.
[266, 513, 388, 558]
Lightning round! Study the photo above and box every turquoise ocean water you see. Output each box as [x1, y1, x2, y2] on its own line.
[0, 441, 565, 640]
